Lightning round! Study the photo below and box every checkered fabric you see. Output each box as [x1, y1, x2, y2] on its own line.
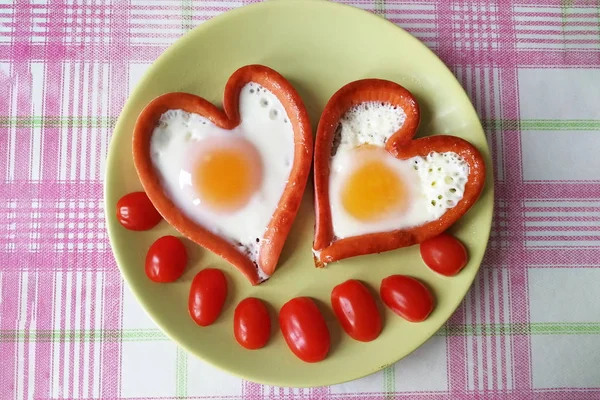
[2, 0, 600, 399]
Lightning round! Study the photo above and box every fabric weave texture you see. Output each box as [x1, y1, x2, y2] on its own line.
[2, 0, 600, 399]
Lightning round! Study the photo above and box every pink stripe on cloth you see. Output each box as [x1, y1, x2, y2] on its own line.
[32, 272, 54, 399]
[2, 45, 599, 68]
[97, 0, 129, 396]
[100, 271, 123, 398]
[39, 51, 63, 186]
[1, 182, 104, 199]
[21, 272, 38, 400]
[503, 129, 533, 393]
[495, 269, 509, 391]
[311, 385, 330, 399]
[485, 248, 600, 268]
[497, 1, 533, 393]
[242, 380, 262, 400]
[0, 67, 11, 179]
[0, 273, 20, 397]
[0, 252, 116, 273]
[37, 389, 599, 400]
[56, 271, 67, 398]
[447, 307, 467, 395]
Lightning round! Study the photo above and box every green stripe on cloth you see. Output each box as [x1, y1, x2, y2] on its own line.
[375, 0, 385, 17]
[0, 116, 117, 128]
[2, 322, 600, 342]
[437, 322, 600, 336]
[175, 346, 188, 398]
[560, 0, 571, 28]
[482, 119, 600, 131]
[0, 329, 166, 342]
[182, 0, 193, 32]
[2, 117, 600, 130]
[383, 365, 395, 398]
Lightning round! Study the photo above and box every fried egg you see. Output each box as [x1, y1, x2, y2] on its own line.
[149, 83, 294, 279]
[329, 101, 469, 239]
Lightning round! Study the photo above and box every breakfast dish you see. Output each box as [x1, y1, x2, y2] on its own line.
[113, 72, 484, 366]
[131, 65, 313, 285]
[313, 79, 486, 267]
[105, 0, 493, 386]
[114, 74, 486, 367]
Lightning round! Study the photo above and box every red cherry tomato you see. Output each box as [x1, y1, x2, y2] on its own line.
[234, 297, 271, 350]
[420, 233, 468, 277]
[116, 192, 162, 231]
[189, 268, 228, 327]
[380, 275, 434, 322]
[331, 280, 382, 342]
[279, 297, 330, 363]
[145, 235, 187, 283]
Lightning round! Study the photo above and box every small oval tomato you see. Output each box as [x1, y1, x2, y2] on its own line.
[279, 297, 330, 363]
[331, 280, 382, 342]
[234, 297, 271, 350]
[420, 233, 468, 277]
[189, 268, 227, 327]
[380, 275, 434, 322]
[116, 192, 162, 231]
[145, 235, 187, 283]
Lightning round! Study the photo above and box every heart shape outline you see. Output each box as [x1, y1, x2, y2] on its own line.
[312, 79, 486, 266]
[133, 65, 313, 285]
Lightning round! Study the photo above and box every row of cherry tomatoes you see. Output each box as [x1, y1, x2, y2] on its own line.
[148, 244, 438, 362]
[117, 191, 469, 362]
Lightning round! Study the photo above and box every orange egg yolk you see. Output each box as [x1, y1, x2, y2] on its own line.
[341, 158, 408, 221]
[192, 143, 262, 212]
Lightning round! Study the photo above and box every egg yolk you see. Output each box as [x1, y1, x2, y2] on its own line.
[341, 159, 408, 221]
[192, 143, 262, 212]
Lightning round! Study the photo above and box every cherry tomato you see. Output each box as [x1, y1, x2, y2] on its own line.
[279, 297, 330, 363]
[189, 268, 228, 327]
[145, 235, 187, 283]
[380, 275, 434, 322]
[234, 297, 271, 350]
[116, 192, 162, 231]
[420, 233, 468, 277]
[331, 280, 382, 342]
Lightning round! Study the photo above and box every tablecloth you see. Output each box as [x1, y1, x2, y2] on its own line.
[2, 0, 600, 399]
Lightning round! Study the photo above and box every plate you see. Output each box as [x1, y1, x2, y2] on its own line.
[105, 0, 493, 387]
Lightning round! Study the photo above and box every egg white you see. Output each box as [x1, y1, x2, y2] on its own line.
[149, 83, 294, 276]
[329, 101, 470, 239]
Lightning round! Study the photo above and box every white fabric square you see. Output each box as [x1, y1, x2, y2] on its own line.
[521, 130, 600, 181]
[532, 335, 600, 389]
[330, 370, 384, 394]
[187, 354, 243, 397]
[529, 268, 600, 323]
[395, 336, 448, 392]
[128, 62, 152, 95]
[122, 285, 160, 330]
[518, 69, 600, 120]
[121, 341, 178, 397]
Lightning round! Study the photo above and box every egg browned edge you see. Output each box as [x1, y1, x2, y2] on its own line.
[312, 79, 486, 267]
[132, 64, 313, 285]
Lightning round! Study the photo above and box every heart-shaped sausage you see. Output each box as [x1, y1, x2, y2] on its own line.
[133, 65, 312, 285]
[313, 79, 485, 266]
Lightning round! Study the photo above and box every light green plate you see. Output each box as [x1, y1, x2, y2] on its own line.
[105, 0, 493, 388]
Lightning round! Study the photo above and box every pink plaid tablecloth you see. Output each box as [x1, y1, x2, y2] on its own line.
[2, 0, 600, 399]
